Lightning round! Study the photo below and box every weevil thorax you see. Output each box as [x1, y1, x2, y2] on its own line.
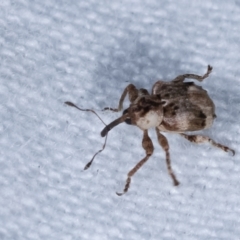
[128, 95, 163, 130]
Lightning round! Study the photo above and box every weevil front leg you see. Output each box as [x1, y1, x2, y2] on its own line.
[116, 130, 154, 196]
[173, 65, 213, 83]
[103, 84, 139, 112]
[156, 129, 180, 186]
[180, 133, 235, 156]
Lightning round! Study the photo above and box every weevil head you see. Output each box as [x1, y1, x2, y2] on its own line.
[127, 95, 163, 130]
[100, 95, 163, 137]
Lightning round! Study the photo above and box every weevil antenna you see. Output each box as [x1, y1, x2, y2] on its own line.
[65, 101, 108, 169]
[84, 133, 108, 170]
[65, 101, 107, 126]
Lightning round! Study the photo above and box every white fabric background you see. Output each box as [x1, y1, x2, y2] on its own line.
[0, 0, 240, 239]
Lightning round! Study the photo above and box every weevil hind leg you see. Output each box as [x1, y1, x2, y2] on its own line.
[173, 65, 213, 83]
[155, 129, 180, 186]
[103, 84, 139, 112]
[180, 133, 235, 156]
[116, 130, 154, 196]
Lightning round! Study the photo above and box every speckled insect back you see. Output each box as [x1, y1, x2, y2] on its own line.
[152, 77, 216, 132]
[65, 65, 235, 195]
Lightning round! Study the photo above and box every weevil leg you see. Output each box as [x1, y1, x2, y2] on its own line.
[179, 133, 235, 156]
[173, 65, 213, 83]
[116, 130, 154, 196]
[103, 84, 139, 112]
[155, 129, 180, 186]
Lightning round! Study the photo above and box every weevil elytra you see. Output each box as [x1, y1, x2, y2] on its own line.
[65, 65, 235, 195]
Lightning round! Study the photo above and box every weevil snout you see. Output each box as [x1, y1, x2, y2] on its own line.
[101, 113, 130, 137]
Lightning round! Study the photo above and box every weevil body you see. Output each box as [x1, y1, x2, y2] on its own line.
[66, 65, 235, 195]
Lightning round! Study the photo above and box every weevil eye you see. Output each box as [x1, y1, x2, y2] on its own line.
[123, 108, 131, 125]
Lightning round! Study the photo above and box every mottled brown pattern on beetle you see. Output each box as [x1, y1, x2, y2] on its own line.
[156, 82, 195, 100]
[161, 99, 207, 131]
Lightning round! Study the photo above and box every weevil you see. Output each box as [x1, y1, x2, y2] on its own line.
[65, 65, 235, 195]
